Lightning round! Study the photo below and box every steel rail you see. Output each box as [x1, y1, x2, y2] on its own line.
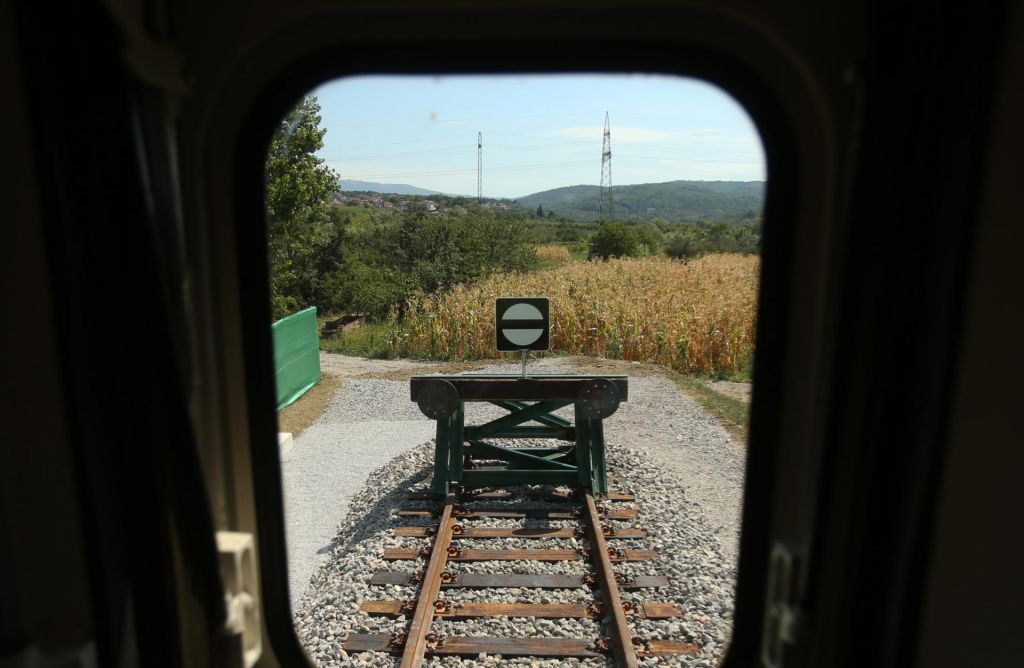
[583, 490, 640, 668]
[398, 492, 457, 668]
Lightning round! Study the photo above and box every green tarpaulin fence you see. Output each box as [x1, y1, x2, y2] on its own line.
[272, 306, 320, 411]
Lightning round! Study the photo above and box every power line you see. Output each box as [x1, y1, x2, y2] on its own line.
[319, 131, 470, 152]
[344, 159, 594, 180]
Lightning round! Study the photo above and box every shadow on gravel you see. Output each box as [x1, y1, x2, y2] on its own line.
[315, 467, 576, 557]
[314, 462, 436, 558]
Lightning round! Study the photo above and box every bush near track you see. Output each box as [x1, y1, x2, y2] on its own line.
[391, 253, 759, 377]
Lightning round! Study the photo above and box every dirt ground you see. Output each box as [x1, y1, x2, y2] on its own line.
[708, 380, 753, 403]
[277, 352, 752, 438]
[277, 354, 497, 437]
[276, 373, 342, 437]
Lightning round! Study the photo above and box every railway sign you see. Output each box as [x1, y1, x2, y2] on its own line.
[495, 297, 550, 351]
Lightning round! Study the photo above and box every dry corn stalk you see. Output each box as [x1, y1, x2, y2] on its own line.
[392, 254, 759, 376]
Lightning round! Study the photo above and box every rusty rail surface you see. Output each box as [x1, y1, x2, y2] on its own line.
[343, 477, 699, 665]
[583, 489, 640, 667]
[397, 493, 456, 668]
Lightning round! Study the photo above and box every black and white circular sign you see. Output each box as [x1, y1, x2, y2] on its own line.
[495, 296, 550, 351]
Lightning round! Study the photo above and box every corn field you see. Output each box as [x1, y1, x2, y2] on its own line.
[535, 244, 572, 264]
[391, 254, 760, 376]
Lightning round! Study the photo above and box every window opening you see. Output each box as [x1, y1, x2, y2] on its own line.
[267, 74, 765, 666]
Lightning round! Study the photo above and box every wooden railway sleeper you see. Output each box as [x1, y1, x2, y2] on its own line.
[575, 524, 616, 539]
[427, 522, 465, 535]
[578, 546, 627, 560]
[613, 572, 635, 587]
[585, 569, 638, 586]
[582, 572, 637, 589]
[571, 505, 613, 519]
[631, 637, 658, 653]
[584, 600, 637, 619]
[419, 542, 464, 558]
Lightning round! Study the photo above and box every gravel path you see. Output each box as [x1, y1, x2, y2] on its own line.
[282, 377, 437, 607]
[317, 352, 426, 378]
[285, 354, 746, 665]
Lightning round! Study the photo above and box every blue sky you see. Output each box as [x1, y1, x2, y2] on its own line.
[311, 74, 765, 198]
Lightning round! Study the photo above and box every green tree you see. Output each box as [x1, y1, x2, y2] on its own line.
[665, 233, 700, 259]
[536, 204, 544, 218]
[395, 208, 536, 293]
[346, 262, 415, 320]
[590, 221, 638, 259]
[265, 96, 339, 319]
[664, 219, 762, 259]
[555, 221, 582, 242]
[635, 223, 666, 254]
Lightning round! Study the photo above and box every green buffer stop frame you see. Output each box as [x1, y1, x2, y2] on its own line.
[410, 375, 628, 497]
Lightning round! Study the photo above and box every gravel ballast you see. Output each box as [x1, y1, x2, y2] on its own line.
[286, 355, 746, 666]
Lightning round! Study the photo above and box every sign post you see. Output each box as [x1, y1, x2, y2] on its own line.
[495, 297, 550, 378]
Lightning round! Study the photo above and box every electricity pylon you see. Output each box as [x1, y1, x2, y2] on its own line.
[598, 112, 613, 217]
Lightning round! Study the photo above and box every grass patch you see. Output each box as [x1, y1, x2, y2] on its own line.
[708, 353, 753, 383]
[670, 374, 750, 442]
[320, 322, 397, 358]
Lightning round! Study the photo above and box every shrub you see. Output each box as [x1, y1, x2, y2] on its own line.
[589, 221, 639, 259]
[347, 263, 414, 320]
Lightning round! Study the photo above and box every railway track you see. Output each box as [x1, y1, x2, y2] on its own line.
[342, 478, 699, 666]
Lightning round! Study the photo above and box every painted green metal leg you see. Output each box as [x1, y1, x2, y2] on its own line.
[468, 440, 577, 470]
[450, 403, 465, 484]
[432, 415, 452, 498]
[590, 418, 608, 495]
[574, 403, 592, 489]
[490, 400, 573, 428]
[469, 400, 573, 439]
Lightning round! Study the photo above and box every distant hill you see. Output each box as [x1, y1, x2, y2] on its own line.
[517, 180, 765, 222]
[338, 179, 439, 196]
